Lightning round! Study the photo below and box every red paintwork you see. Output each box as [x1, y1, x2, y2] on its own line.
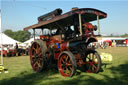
[104, 40, 112, 46]
[125, 39, 128, 45]
[74, 53, 83, 67]
[40, 35, 70, 60]
[60, 41, 69, 51]
[0, 50, 7, 56]
[83, 22, 95, 36]
[8, 49, 16, 55]
[0, 49, 16, 57]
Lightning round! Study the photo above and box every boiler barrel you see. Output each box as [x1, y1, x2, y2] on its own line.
[68, 41, 85, 52]
[60, 40, 86, 52]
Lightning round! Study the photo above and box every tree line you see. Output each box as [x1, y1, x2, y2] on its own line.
[4, 29, 31, 42]
[121, 33, 128, 37]
[106, 33, 128, 37]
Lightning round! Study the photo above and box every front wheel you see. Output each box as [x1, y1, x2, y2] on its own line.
[58, 51, 77, 77]
[85, 50, 101, 73]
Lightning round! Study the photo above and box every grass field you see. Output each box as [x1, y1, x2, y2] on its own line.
[0, 47, 128, 85]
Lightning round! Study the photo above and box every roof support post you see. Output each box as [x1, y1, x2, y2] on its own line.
[97, 15, 100, 35]
[33, 29, 35, 40]
[78, 13, 82, 36]
[41, 29, 44, 35]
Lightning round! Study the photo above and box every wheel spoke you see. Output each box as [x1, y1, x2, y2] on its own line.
[66, 63, 72, 66]
[69, 66, 72, 71]
[31, 48, 36, 57]
[36, 47, 40, 54]
[92, 64, 97, 72]
[32, 47, 36, 51]
[33, 61, 38, 68]
[32, 53, 36, 58]
[38, 51, 42, 57]
[66, 55, 69, 61]
[92, 65, 94, 71]
[36, 43, 39, 49]
[63, 66, 66, 71]
[63, 55, 67, 61]
[61, 58, 65, 64]
[88, 64, 91, 71]
[66, 60, 72, 66]
[93, 64, 97, 70]
[32, 57, 36, 64]
[37, 60, 41, 67]
[34, 59, 41, 68]
[65, 67, 71, 74]
[36, 49, 38, 54]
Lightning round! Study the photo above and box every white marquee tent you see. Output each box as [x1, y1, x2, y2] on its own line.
[0, 33, 20, 46]
[24, 37, 39, 46]
[24, 38, 34, 44]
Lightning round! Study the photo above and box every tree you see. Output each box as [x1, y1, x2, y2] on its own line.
[4, 29, 31, 42]
[4, 29, 14, 38]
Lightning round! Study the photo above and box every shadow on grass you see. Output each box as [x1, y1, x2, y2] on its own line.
[58, 63, 128, 85]
[0, 68, 59, 85]
[56, 62, 128, 85]
[0, 62, 128, 85]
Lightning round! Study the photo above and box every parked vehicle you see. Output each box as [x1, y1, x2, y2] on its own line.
[24, 8, 107, 77]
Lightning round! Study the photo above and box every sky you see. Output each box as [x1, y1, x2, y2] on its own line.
[1, 0, 128, 35]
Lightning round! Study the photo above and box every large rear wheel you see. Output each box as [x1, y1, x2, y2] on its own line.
[30, 40, 47, 72]
[85, 50, 101, 73]
[58, 51, 77, 77]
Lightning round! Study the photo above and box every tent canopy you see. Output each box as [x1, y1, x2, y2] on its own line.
[24, 37, 39, 44]
[0, 33, 20, 45]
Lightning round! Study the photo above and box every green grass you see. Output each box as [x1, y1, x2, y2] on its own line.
[0, 47, 128, 85]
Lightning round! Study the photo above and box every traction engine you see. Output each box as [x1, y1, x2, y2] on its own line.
[24, 8, 107, 77]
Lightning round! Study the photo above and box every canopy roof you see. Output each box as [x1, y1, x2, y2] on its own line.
[24, 8, 107, 31]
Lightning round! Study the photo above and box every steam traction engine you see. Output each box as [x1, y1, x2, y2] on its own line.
[24, 8, 107, 77]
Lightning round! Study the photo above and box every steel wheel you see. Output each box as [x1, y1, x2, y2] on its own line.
[85, 50, 101, 73]
[30, 40, 47, 72]
[58, 51, 77, 77]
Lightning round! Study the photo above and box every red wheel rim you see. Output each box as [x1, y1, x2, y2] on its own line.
[30, 42, 43, 72]
[58, 53, 73, 77]
[86, 53, 98, 73]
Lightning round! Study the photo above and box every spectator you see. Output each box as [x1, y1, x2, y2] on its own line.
[15, 43, 18, 50]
